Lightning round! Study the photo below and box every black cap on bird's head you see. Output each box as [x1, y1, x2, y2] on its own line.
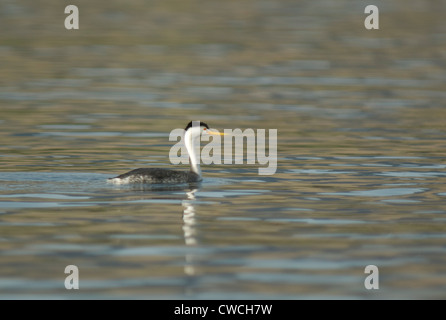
[184, 121, 209, 131]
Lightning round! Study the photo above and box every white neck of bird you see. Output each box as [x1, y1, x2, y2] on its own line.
[185, 129, 202, 177]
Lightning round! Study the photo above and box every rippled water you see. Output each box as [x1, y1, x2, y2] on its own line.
[1, 0, 446, 299]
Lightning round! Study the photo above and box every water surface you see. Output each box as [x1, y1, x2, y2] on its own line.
[1, 0, 446, 299]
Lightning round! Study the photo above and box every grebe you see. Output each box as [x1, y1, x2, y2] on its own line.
[108, 121, 224, 184]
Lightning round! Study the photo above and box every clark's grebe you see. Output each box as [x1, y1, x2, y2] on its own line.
[108, 121, 224, 184]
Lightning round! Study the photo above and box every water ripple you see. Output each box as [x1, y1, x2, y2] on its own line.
[322, 188, 427, 197]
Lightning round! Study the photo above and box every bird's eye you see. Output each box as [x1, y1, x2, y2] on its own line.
[203, 128, 207, 131]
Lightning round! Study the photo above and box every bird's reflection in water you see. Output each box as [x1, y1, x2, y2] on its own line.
[182, 188, 198, 276]
[113, 182, 201, 280]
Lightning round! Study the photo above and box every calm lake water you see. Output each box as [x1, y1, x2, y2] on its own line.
[1, 0, 446, 299]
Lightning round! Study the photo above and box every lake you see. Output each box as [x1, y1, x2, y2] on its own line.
[0, 0, 446, 299]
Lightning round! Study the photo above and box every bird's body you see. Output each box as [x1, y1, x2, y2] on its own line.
[108, 121, 224, 185]
[108, 168, 201, 184]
